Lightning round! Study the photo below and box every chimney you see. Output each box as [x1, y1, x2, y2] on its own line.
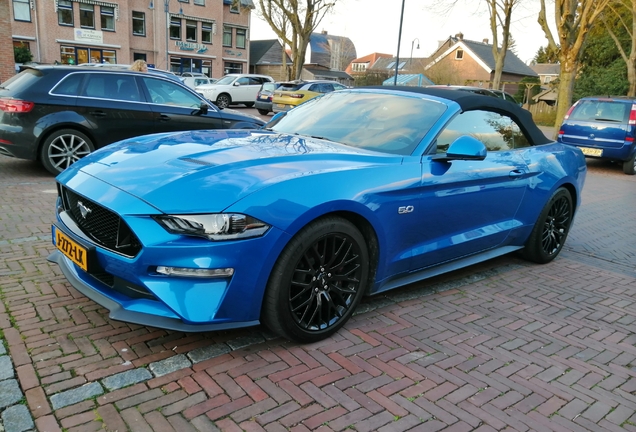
[455, 32, 464, 41]
[321, 30, 328, 35]
[483, 38, 489, 44]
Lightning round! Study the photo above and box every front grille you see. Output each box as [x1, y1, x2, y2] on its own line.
[61, 186, 142, 257]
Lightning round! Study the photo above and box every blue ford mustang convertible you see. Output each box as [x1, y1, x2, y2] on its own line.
[49, 87, 587, 342]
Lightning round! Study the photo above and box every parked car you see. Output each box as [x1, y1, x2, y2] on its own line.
[558, 96, 636, 175]
[490, 89, 520, 105]
[49, 86, 586, 343]
[195, 74, 274, 109]
[272, 80, 348, 113]
[254, 82, 283, 115]
[180, 72, 217, 90]
[0, 66, 265, 175]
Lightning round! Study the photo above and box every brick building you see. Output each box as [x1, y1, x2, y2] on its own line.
[7, 0, 255, 78]
[1, 0, 16, 82]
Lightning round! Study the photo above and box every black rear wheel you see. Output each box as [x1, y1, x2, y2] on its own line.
[40, 129, 95, 175]
[522, 187, 573, 264]
[623, 154, 636, 175]
[262, 217, 369, 343]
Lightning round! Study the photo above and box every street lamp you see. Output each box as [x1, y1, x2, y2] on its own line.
[164, 0, 170, 70]
[393, 0, 406, 85]
[410, 38, 420, 70]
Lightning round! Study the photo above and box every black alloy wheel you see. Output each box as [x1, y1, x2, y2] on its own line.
[262, 217, 369, 343]
[522, 187, 573, 264]
[215, 94, 231, 109]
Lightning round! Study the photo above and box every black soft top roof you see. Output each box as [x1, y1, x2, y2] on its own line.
[363, 86, 552, 146]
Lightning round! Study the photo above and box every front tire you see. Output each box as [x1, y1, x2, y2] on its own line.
[40, 129, 95, 175]
[522, 187, 573, 264]
[623, 154, 636, 175]
[262, 217, 369, 343]
[215, 94, 231, 109]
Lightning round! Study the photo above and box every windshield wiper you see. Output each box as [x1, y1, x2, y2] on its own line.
[594, 118, 621, 122]
[310, 135, 333, 142]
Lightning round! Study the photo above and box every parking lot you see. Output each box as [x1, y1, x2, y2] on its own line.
[1, 132, 636, 431]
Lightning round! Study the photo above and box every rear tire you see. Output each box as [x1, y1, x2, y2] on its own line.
[244, 102, 255, 108]
[257, 109, 269, 115]
[40, 129, 95, 175]
[623, 154, 636, 175]
[522, 187, 573, 264]
[262, 217, 369, 343]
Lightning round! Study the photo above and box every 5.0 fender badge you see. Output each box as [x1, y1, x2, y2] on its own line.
[398, 205, 414, 214]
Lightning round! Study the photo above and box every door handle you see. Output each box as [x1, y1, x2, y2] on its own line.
[158, 115, 171, 122]
[509, 169, 526, 178]
[89, 111, 106, 117]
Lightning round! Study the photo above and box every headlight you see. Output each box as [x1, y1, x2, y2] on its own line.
[153, 214, 270, 241]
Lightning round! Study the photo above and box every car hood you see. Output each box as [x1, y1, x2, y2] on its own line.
[68, 130, 402, 214]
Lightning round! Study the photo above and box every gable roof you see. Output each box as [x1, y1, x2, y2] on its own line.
[346, 52, 393, 74]
[250, 39, 291, 66]
[426, 37, 538, 77]
[531, 63, 560, 76]
[305, 67, 353, 80]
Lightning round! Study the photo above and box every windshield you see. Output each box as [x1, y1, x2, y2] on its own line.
[215, 75, 237, 85]
[279, 83, 305, 91]
[0, 68, 43, 91]
[570, 100, 629, 122]
[270, 91, 447, 155]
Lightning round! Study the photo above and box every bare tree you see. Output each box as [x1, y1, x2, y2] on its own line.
[486, 0, 519, 90]
[602, 0, 636, 96]
[257, 0, 338, 79]
[538, 0, 611, 129]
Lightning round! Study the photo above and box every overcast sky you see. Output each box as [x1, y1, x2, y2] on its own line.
[249, 0, 551, 65]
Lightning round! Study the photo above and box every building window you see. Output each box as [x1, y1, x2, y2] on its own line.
[455, 49, 464, 60]
[102, 50, 116, 64]
[101, 6, 114, 31]
[223, 25, 232, 47]
[236, 28, 246, 49]
[133, 53, 147, 61]
[194, 0, 205, 4]
[170, 17, 181, 39]
[60, 46, 75, 64]
[230, 2, 239, 13]
[201, 22, 212, 43]
[132, 11, 145, 36]
[80, 3, 94, 29]
[186, 20, 197, 42]
[224, 62, 242, 74]
[58, 0, 73, 26]
[543, 75, 552, 84]
[13, 0, 31, 22]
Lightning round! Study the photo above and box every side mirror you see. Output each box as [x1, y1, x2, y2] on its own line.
[233, 82, 240, 87]
[432, 136, 487, 162]
[199, 103, 209, 114]
[263, 111, 287, 129]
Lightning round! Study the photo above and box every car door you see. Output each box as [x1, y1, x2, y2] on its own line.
[411, 109, 531, 270]
[139, 75, 224, 133]
[74, 72, 155, 148]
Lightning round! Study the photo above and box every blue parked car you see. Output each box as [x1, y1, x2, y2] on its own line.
[49, 87, 587, 342]
[558, 96, 636, 175]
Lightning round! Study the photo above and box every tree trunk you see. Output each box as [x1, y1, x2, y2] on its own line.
[629, 57, 636, 96]
[492, 56, 505, 90]
[553, 59, 577, 137]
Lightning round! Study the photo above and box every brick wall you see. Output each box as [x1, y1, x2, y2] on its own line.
[0, 0, 16, 82]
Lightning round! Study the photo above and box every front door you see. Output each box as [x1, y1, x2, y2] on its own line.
[411, 110, 531, 270]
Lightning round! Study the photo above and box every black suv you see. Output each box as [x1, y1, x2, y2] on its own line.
[0, 66, 265, 175]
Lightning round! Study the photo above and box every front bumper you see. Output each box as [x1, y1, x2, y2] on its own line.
[50, 174, 289, 332]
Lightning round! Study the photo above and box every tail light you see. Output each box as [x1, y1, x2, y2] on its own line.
[0, 99, 35, 113]
[629, 104, 636, 125]
[290, 94, 304, 99]
[563, 100, 580, 120]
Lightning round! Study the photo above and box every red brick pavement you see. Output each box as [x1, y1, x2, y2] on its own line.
[1, 155, 636, 431]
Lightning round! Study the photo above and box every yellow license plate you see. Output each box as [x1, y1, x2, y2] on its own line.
[580, 147, 603, 157]
[276, 103, 285, 108]
[53, 226, 89, 271]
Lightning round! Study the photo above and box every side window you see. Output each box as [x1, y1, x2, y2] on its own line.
[141, 77, 202, 108]
[82, 74, 113, 98]
[113, 77, 141, 102]
[322, 83, 335, 93]
[334, 84, 346, 90]
[308, 84, 321, 92]
[236, 77, 249, 86]
[51, 74, 84, 96]
[436, 110, 530, 154]
[248, 77, 261, 85]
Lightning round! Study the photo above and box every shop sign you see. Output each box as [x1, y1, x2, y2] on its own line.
[176, 41, 208, 54]
[224, 49, 244, 57]
[74, 29, 104, 44]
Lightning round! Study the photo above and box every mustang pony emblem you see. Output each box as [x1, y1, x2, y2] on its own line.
[77, 201, 92, 219]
